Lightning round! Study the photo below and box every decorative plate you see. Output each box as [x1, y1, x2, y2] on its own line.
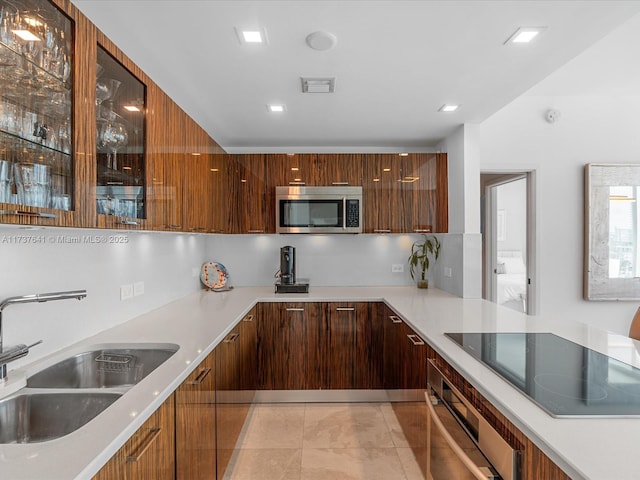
[201, 261, 230, 291]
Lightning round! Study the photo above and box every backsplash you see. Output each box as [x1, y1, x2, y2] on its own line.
[0, 226, 206, 369]
[205, 233, 459, 289]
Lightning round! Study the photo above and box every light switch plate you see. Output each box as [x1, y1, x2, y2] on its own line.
[134, 281, 144, 296]
[120, 284, 133, 300]
[391, 264, 404, 273]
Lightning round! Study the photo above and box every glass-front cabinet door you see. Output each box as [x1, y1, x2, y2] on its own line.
[0, 0, 73, 220]
[96, 44, 145, 225]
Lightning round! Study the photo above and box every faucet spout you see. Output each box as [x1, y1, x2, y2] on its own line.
[0, 290, 87, 383]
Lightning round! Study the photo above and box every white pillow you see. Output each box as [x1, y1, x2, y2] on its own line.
[498, 257, 526, 274]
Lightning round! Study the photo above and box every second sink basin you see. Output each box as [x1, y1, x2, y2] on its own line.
[0, 392, 121, 444]
[26, 343, 179, 389]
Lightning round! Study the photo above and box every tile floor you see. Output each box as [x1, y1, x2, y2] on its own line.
[222, 403, 425, 480]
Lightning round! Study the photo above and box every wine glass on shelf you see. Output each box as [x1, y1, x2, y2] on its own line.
[96, 78, 121, 110]
[98, 121, 127, 170]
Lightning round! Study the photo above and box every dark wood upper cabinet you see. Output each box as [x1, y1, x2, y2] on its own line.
[229, 153, 272, 233]
[362, 153, 448, 233]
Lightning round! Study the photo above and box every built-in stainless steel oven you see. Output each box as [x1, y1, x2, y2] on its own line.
[276, 185, 362, 234]
[426, 360, 521, 480]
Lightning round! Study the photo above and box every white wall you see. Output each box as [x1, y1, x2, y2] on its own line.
[478, 95, 640, 334]
[0, 226, 207, 370]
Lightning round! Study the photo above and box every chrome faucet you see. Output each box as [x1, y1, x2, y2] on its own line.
[0, 290, 87, 382]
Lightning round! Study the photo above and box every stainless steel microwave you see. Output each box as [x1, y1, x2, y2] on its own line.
[276, 186, 362, 234]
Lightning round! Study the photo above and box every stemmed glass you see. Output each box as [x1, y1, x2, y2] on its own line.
[96, 78, 121, 107]
[98, 121, 127, 170]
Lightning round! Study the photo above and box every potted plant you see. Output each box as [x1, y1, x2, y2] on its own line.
[408, 235, 441, 288]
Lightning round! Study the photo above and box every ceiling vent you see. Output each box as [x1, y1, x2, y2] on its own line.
[301, 77, 336, 93]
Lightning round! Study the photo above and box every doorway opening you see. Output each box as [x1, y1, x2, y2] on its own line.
[481, 171, 537, 314]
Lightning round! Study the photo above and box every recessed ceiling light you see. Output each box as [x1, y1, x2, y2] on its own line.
[267, 104, 285, 113]
[235, 27, 268, 45]
[438, 104, 459, 112]
[504, 27, 547, 44]
[123, 105, 141, 112]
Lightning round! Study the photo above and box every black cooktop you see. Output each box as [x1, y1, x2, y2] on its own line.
[445, 332, 640, 417]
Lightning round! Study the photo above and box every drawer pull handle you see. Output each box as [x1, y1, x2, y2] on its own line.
[224, 333, 239, 343]
[189, 367, 212, 385]
[120, 220, 140, 226]
[389, 315, 402, 324]
[336, 307, 355, 311]
[248, 229, 265, 233]
[374, 229, 391, 233]
[243, 314, 254, 322]
[167, 224, 182, 229]
[331, 182, 349, 185]
[285, 307, 305, 312]
[413, 228, 431, 233]
[0, 210, 57, 218]
[126, 427, 161, 462]
[408, 334, 425, 346]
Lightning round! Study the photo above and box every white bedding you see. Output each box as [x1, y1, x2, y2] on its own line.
[497, 273, 527, 304]
[496, 251, 527, 309]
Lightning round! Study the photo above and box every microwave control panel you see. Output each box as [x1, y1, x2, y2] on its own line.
[346, 199, 360, 227]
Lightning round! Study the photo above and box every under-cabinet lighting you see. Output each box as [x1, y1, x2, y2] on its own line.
[399, 153, 409, 157]
[123, 105, 141, 112]
[504, 27, 547, 44]
[294, 178, 302, 182]
[191, 153, 201, 156]
[267, 104, 285, 113]
[12, 30, 40, 41]
[438, 104, 459, 112]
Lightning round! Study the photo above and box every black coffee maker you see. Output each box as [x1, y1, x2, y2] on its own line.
[280, 245, 296, 285]
[275, 245, 309, 293]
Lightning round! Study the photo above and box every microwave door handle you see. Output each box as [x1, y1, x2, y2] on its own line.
[424, 393, 495, 480]
[342, 197, 346, 230]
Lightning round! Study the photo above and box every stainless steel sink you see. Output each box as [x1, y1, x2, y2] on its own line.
[26, 343, 179, 389]
[0, 392, 121, 443]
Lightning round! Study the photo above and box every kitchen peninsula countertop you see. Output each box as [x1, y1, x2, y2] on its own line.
[1, 286, 638, 479]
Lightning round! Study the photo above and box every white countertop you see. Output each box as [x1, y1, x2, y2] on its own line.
[1, 286, 638, 480]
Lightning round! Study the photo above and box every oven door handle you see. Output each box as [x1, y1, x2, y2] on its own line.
[424, 392, 496, 480]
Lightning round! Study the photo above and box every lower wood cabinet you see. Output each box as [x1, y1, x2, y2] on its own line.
[92, 394, 175, 480]
[175, 350, 216, 480]
[257, 302, 317, 389]
[380, 302, 428, 390]
[216, 308, 256, 478]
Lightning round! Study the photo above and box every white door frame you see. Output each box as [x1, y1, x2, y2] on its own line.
[481, 169, 538, 315]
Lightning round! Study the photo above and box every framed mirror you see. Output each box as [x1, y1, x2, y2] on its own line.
[585, 164, 640, 300]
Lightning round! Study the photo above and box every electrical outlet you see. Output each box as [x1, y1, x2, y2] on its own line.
[120, 284, 133, 300]
[391, 264, 404, 273]
[444, 267, 453, 278]
[134, 281, 145, 297]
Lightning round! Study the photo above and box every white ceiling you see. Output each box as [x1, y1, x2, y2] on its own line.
[71, 1, 640, 153]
